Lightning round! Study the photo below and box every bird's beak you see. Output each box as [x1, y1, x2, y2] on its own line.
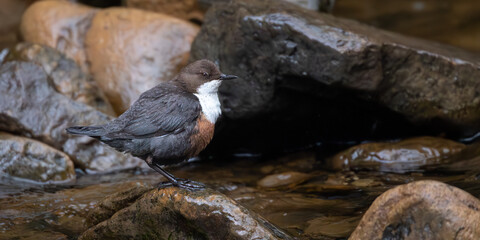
[219, 74, 238, 80]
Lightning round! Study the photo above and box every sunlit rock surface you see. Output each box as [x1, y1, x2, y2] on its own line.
[191, 0, 480, 156]
[126, 0, 205, 22]
[86, 7, 199, 114]
[3, 42, 115, 116]
[350, 180, 480, 239]
[328, 136, 466, 173]
[0, 132, 75, 183]
[80, 187, 291, 240]
[0, 61, 142, 172]
[20, 0, 97, 73]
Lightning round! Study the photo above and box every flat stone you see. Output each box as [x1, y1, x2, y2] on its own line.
[191, 0, 480, 155]
[0, 132, 75, 183]
[0, 61, 143, 173]
[3, 42, 115, 116]
[328, 136, 466, 173]
[80, 187, 290, 240]
[86, 7, 199, 113]
[350, 180, 480, 239]
[20, 0, 97, 73]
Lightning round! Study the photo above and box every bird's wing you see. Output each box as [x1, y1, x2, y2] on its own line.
[104, 83, 201, 139]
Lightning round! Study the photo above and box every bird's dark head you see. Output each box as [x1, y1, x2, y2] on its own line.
[173, 59, 237, 94]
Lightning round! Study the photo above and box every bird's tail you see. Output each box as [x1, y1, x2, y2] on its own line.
[66, 126, 105, 137]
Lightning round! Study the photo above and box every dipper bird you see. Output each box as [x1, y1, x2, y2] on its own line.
[66, 59, 237, 190]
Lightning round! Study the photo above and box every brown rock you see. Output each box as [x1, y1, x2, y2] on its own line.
[86, 8, 199, 114]
[126, 0, 205, 22]
[257, 171, 312, 188]
[305, 216, 360, 238]
[0, 61, 142, 173]
[332, 0, 480, 52]
[0, 132, 75, 183]
[20, 0, 97, 73]
[3, 42, 115, 116]
[350, 180, 480, 239]
[328, 137, 465, 173]
[80, 187, 290, 240]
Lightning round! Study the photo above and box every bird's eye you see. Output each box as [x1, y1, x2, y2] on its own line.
[202, 72, 209, 77]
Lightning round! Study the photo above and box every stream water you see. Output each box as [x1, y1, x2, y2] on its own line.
[2, 151, 480, 239]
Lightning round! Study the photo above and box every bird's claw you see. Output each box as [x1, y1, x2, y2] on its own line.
[158, 178, 205, 191]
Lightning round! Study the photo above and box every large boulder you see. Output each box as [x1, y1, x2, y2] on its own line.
[80, 187, 291, 240]
[85, 7, 199, 113]
[191, 0, 480, 156]
[20, 0, 97, 73]
[0, 61, 142, 172]
[350, 180, 480, 239]
[3, 42, 115, 116]
[0, 132, 75, 183]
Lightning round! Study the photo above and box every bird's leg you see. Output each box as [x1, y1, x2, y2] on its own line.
[146, 156, 205, 191]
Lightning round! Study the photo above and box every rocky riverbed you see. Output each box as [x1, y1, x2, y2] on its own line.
[1, 0, 480, 239]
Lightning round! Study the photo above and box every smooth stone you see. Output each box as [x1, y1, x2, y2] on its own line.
[328, 136, 466, 173]
[350, 180, 480, 239]
[86, 7, 199, 114]
[0, 132, 75, 183]
[20, 0, 97, 73]
[257, 171, 312, 188]
[3, 42, 115, 116]
[0, 61, 143, 173]
[80, 187, 290, 240]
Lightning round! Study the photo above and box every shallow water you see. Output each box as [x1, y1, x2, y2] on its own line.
[1, 152, 480, 239]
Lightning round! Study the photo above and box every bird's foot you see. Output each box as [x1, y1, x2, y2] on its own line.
[158, 178, 205, 191]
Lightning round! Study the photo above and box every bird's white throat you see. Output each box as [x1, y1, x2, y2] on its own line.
[194, 80, 222, 123]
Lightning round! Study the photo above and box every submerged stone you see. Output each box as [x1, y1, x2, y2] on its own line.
[191, 0, 480, 155]
[0, 132, 75, 183]
[0, 61, 142, 173]
[350, 180, 480, 239]
[257, 171, 312, 188]
[328, 136, 466, 173]
[80, 187, 291, 240]
[3, 42, 115, 116]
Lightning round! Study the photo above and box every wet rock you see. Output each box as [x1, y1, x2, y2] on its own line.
[257, 171, 312, 188]
[191, 0, 480, 155]
[80, 187, 290, 240]
[20, 0, 97, 73]
[328, 137, 466, 173]
[86, 8, 199, 114]
[126, 0, 206, 23]
[0, 61, 143, 172]
[350, 180, 480, 239]
[0, 132, 75, 183]
[0, 179, 150, 239]
[3, 43, 115, 116]
[332, 0, 480, 52]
